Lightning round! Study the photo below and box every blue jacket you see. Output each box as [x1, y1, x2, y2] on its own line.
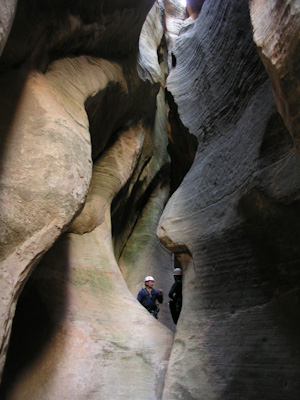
[137, 288, 163, 311]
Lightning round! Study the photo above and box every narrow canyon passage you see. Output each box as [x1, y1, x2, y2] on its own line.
[0, 43, 199, 395]
[1, 1, 300, 399]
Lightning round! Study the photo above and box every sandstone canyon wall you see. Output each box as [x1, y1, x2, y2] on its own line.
[0, 0, 300, 399]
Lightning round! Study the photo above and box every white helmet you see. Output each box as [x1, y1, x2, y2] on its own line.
[173, 268, 182, 276]
[145, 276, 155, 282]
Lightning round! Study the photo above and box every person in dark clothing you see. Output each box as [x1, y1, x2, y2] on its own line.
[137, 276, 163, 319]
[168, 268, 182, 324]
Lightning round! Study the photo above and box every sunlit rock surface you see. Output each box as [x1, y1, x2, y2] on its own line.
[0, 1, 175, 398]
[2, 124, 173, 399]
[159, 0, 300, 399]
[0, 65, 92, 380]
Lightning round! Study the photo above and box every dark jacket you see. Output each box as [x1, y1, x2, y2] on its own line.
[137, 288, 163, 311]
[169, 279, 182, 324]
[169, 280, 182, 303]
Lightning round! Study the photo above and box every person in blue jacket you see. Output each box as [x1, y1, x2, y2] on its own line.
[137, 276, 163, 318]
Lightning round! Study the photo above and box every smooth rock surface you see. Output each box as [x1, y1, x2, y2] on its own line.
[2, 125, 173, 400]
[160, 1, 300, 399]
[0, 0, 168, 394]
[250, 0, 300, 151]
[0, 67, 92, 379]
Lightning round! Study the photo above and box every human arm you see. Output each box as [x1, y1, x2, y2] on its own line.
[169, 282, 177, 299]
[137, 289, 145, 304]
[155, 289, 163, 304]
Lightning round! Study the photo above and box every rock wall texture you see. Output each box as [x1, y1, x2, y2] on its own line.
[0, 1, 175, 399]
[250, 0, 300, 152]
[159, 0, 300, 399]
[0, 0, 17, 56]
[0, 0, 300, 399]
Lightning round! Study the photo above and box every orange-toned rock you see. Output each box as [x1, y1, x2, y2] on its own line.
[250, 0, 300, 151]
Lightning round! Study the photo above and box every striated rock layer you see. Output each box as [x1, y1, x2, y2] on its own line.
[160, 0, 300, 399]
[0, 1, 175, 398]
[2, 124, 173, 399]
[1, 0, 300, 399]
[250, 0, 300, 152]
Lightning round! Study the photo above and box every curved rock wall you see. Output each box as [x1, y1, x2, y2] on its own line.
[1, 0, 300, 399]
[160, 0, 300, 399]
[250, 0, 300, 152]
[2, 123, 173, 399]
[0, 1, 174, 398]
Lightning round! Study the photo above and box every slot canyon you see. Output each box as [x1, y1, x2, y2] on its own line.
[0, 0, 300, 399]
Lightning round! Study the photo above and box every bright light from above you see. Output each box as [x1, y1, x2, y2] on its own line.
[178, 0, 186, 7]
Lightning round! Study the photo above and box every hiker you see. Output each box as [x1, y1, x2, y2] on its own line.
[168, 268, 182, 324]
[137, 276, 163, 319]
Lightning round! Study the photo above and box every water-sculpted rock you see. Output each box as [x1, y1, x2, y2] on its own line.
[250, 0, 300, 152]
[0, 65, 93, 380]
[0, 0, 17, 56]
[1, 0, 300, 399]
[159, 1, 300, 398]
[0, 1, 175, 398]
[2, 124, 173, 399]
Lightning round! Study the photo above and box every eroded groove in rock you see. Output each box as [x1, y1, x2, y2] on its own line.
[112, 87, 170, 253]
[1, 119, 174, 400]
[111, 86, 175, 329]
[165, 89, 198, 194]
[69, 124, 146, 235]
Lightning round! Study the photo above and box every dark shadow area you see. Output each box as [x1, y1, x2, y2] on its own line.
[0, 0, 155, 72]
[171, 53, 177, 68]
[0, 237, 70, 399]
[0, 280, 54, 398]
[259, 111, 294, 169]
[168, 252, 193, 327]
[165, 88, 198, 194]
[112, 161, 170, 260]
[238, 189, 300, 299]
[168, 260, 182, 325]
[186, 0, 206, 19]
[85, 82, 133, 161]
[85, 73, 159, 161]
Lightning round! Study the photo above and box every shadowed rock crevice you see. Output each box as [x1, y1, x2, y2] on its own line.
[187, 0, 205, 20]
[238, 189, 300, 297]
[0, 249, 69, 400]
[112, 165, 170, 260]
[258, 111, 294, 168]
[0, 0, 155, 72]
[85, 77, 160, 161]
[165, 89, 198, 194]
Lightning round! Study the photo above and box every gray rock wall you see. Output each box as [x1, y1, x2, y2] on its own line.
[159, 0, 300, 399]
